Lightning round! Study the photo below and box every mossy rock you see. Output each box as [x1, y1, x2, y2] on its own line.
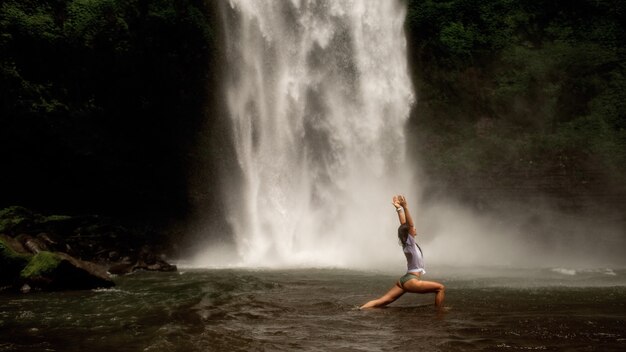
[20, 251, 61, 278]
[21, 251, 114, 291]
[0, 236, 32, 285]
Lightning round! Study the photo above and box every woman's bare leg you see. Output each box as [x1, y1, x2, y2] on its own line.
[360, 283, 405, 309]
[402, 280, 445, 307]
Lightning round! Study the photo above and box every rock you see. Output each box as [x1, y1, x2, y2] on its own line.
[133, 245, 177, 273]
[134, 258, 177, 272]
[20, 251, 114, 291]
[147, 261, 177, 272]
[108, 257, 177, 275]
[16, 234, 49, 254]
[107, 260, 135, 275]
[0, 235, 32, 285]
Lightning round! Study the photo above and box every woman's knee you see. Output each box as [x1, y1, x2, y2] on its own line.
[437, 284, 445, 292]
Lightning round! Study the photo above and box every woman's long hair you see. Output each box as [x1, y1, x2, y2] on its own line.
[397, 223, 410, 247]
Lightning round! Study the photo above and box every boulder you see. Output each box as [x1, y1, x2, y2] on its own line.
[107, 260, 135, 275]
[20, 251, 114, 290]
[129, 245, 177, 273]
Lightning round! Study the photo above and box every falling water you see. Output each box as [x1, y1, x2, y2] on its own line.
[212, 0, 414, 267]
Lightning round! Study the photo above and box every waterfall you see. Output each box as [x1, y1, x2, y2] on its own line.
[215, 0, 415, 267]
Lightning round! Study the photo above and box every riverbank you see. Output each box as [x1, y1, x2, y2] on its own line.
[1, 206, 177, 292]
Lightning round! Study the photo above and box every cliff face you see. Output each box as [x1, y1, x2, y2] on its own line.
[404, 0, 626, 217]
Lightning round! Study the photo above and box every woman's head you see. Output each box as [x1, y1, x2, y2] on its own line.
[397, 223, 410, 246]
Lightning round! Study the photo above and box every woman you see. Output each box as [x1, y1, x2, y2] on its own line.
[360, 195, 445, 309]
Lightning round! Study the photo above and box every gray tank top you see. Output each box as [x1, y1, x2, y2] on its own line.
[403, 234, 426, 274]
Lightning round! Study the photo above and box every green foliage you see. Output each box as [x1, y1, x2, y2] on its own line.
[0, 206, 37, 233]
[0, 2, 57, 39]
[439, 22, 476, 56]
[20, 251, 61, 278]
[65, 0, 129, 48]
[405, 0, 626, 195]
[0, 0, 218, 218]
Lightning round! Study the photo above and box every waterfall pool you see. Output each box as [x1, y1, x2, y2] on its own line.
[1, 267, 624, 351]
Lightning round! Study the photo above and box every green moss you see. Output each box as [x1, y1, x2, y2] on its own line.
[20, 251, 61, 279]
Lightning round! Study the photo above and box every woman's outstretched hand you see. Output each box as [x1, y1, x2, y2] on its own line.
[398, 195, 408, 208]
[392, 195, 402, 209]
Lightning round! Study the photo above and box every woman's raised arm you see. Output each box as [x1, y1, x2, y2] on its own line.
[398, 195, 417, 236]
[392, 195, 406, 225]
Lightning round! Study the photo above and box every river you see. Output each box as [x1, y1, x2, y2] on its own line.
[2, 267, 624, 351]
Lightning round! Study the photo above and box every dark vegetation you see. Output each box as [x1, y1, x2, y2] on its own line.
[0, 0, 219, 225]
[405, 0, 626, 215]
[1, 0, 624, 247]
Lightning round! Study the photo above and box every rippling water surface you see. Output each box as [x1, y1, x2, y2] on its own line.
[1, 268, 625, 351]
